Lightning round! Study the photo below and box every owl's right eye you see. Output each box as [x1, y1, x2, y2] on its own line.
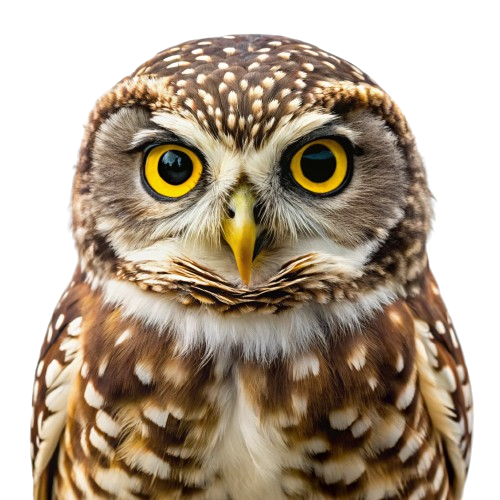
[142, 144, 203, 199]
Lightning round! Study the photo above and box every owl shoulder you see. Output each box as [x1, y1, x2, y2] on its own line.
[405, 266, 472, 498]
[31, 269, 89, 499]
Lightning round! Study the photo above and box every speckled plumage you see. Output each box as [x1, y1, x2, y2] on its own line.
[32, 35, 471, 499]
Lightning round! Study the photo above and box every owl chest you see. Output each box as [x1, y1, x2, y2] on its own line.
[68, 301, 448, 498]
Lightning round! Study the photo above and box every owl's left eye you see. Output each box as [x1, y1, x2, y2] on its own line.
[289, 138, 352, 195]
[143, 144, 203, 199]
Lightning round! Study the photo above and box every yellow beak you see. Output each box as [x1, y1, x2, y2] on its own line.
[222, 185, 257, 285]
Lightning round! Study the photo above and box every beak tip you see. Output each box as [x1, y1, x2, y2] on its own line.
[238, 266, 252, 286]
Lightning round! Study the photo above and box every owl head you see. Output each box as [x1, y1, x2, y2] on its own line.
[71, 35, 432, 356]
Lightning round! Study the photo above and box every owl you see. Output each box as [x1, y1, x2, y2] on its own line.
[31, 35, 472, 499]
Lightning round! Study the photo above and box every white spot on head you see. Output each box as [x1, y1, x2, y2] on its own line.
[115, 329, 132, 346]
[262, 77, 274, 89]
[180, 100, 195, 115]
[84, 381, 104, 409]
[249, 85, 264, 98]
[286, 97, 302, 113]
[329, 406, 358, 430]
[223, 71, 235, 83]
[227, 90, 238, 107]
[251, 99, 263, 116]
[134, 361, 154, 385]
[250, 123, 260, 137]
[195, 55, 212, 62]
[196, 74, 206, 85]
[323, 61, 337, 71]
[166, 61, 190, 69]
[164, 54, 181, 62]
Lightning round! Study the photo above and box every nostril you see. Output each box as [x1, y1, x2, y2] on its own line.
[227, 207, 235, 219]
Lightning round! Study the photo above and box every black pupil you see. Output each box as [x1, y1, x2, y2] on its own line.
[300, 144, 336, 183]
[158, 150, 193, 185]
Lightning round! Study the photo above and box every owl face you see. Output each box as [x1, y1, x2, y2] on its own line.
[89, 106, 408, 285]
[72, 35, 432, 355]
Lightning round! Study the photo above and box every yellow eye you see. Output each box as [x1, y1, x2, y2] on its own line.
[143, 144, 203, 199]
[289, 138, 352, 195]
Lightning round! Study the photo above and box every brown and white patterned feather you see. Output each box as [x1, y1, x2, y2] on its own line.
[407, 267, 473, 498]
[31, 271, 87, 499]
